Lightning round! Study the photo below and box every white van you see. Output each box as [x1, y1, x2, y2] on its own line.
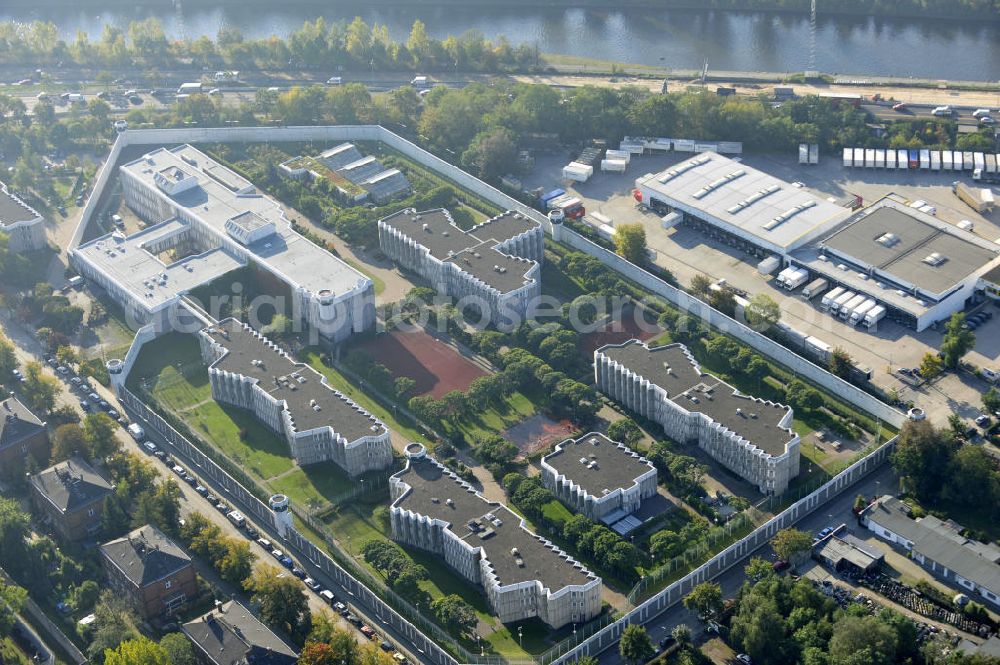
[128, 423, 146, 441]
[410, 75, 429, 88]
[319, 589, 336, 604]
[931, 106, 952, 117]
[972, 109, 993, 119]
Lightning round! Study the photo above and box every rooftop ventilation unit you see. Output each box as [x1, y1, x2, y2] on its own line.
[726, 184, 781, 214]
[657, 155, 711, 184]
[691, 169, 745, 200]
[763, 200, 817, 231]
[876, 232, 900, 247]
[923, 252, 947, 266]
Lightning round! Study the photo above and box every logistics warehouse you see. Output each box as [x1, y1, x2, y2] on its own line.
[634, 152, 1000, 331]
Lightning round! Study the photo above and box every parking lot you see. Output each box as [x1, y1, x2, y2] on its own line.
[524, 150, 1000, 425]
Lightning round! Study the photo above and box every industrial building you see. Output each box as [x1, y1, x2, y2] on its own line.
[378, 208, 544, 330]
[633, 151, 852, 257]
[595, 340, 800, 495]
[0, 181, 46, 251]
[199, 318, 392, 475]
[541, 432, 657, 526]
[791, 196, 1000, 331]
[861, 496, 1000, 609]
[389, 443, 602, 628]
[813, 525, 884, 576]
[280, 142, 411, 204]
[72, 145, 375, 342]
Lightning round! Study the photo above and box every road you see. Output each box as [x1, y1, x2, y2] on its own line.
[594, 465, 899, 665]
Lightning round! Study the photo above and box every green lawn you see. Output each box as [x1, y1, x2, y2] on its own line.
[268, 462, 357, 509]
[301, 348, 430, 444]
[541, 499, 574, 527]
[439, 390, 536, 442]
[184, 401, 294, 479]
[0, 637, 31, 665]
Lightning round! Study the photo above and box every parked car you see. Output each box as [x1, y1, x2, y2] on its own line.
[319, 590, 336, 604]
[256, 537, 272, 550]
[773, 559, 790, 572]
[975, 415, 991, 428]
[658, 636, 677, 651]
[195, 485, 208, 496]
[360, 626, 376, 640]
[80, 400, 91, 412]
[183, 474, 197, 485]
[245, 526, 259, 539]
[380, 641, 394, 652]
[892, 102, 907, 111]
[70, 376, 82, 385]
[737, 655, 753, 665]
[279, 555, 294, 569]
[215, 501, 229, 513]
[817, 527, 833, 540]
[303, 578, 321, 592]
[291, 567, 306, 579]
[205, 494, 217, 504]
[270, 549, 284, 560]
[171, 465, 185, 476]
[56, 366, 69, 375]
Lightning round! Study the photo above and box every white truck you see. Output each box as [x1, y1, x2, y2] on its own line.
[821, 286, 846, 310]
[919, 150, 931, 170]
[896, 149, 908, 170]
[838, 294, 867, 320]
[783, 268, 810, 291]
[799, 144, 810, 165]
[830, 290, 857, 316]
[886, 150, 897, 169]
[177, 82, 203, 95]
[943, 151, 953, 171]
[930, 151, 941, 171]
[842, 148, 852, 167]
[953, 181, 993, 213]
[127, 423, 146, 442]
[849, 299, 877, 325]
[863, 305, 887, 328]
[410, 75, 429, 88]
[801, 278, 829, 300]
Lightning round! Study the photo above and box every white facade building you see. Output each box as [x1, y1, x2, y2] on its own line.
[861, 496, 1000, 608]
[378, 209, 543, 331]
[0, 181, 47, 251]
[389, 443, 601, 628]
[199, 318, 392, 475]
[541, 432, 657, 523]
[72, 145, 375, 342]
[595, 340, 800, 495]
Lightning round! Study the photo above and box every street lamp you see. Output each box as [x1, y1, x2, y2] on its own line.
[518, 626, 523, 647]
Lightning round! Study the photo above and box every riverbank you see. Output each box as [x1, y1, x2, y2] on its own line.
[6, 0, 1000, 21]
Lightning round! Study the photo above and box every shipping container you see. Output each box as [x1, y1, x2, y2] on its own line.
[799, 144, 810, 165]
[897, 149, 908, 170]
[908, 150, 920, 169]
[875, 150, 886, 168]
[919, 149, 931, 169]
[930, 151, 941, 170]
[843, 148, 852, 167]
[673, 139, 695, 152]
[694, 143, 718, 153]
[821, 286, 846, 310]
[865, 149, 876, 168]
[974, 153, 986, 171]
[757, 255, 781, 275]
[943, 151, 953, 170]
[717, 141, 743, 154]
[963, 152, 974, 170]
[953, 181, 991, 214]
[853, 148, 864, 166]
[886, 150, 897, 169]
[177, 82, 203, 94]
[540, 188, 565, 205]
[784, 268, 810, 291]
[600, 159, 627, 172]
[809, 144, 819, 164]
[986, 154, 998, 174]
[804, 336, 833, 361]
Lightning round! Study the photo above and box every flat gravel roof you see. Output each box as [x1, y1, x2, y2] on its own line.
[543, 433, 654, 498]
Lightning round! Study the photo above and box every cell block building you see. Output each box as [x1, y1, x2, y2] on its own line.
[389, 443, 602, 628]
[378, 208, 544, 330]
[595, 340, 800, 495]
[541, 432, 657, 523]
[199, 318, 392, 475]
[73, 145, 375, 342]
[0, 181, 46, 251]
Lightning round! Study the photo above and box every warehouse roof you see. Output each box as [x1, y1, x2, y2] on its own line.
[542, 433, 655, 498]
[392, 451, 596, 590]
[183, 600, 298, 665]
[31, 457, 113, 514]
[0, 181, 41, 225]
[636, 152, 850, 252]
[203, 319, 387, 442]
[75, 219, 244, 312]
[816, 200, 999, 297]
[121, 146, 370, 299]
[0, 396, 45, 451]
[100, 524, 192, 588]
[596, 340, 795, 457]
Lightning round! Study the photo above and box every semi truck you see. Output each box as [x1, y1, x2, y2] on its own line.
[830, 290, 856, 315]
[801, 278, 829, 300]
[849, 299, 877, 325]
[550, 196, 586, 219]
[540, 188, 566, 207]
[177, 82, 203, 95]
[973, 168, 1000, 184]
[897, 149, 908, 170]
[838, 294, 867, 320]
[783, 268, 810, 290]
[953, 181, 993, 213]
[821, 286, 846, 310]
[863, 305, 887, 328]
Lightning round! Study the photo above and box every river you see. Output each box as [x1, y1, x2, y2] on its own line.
[2, 4, 999, 81]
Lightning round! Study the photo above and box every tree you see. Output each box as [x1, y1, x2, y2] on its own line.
[216, 538, 255, 586]
[244, 565, 311, 638]
[56, 345, 79, 366]
[982, 387, 1000, 415]
[828, 616, 898, 665]
[940, 312, 975, 370]
[614, 224, 648, 265]
[431, 594, 477, 637]
[744, 557, 775, 583]
[461, 127, 518, 181]
[745, 294, 780, 331]
[671, 623, 692, 646]
[159, 633, 196, 665]
[22, 361, 59, 413]
[828, 347, 853, 379]
[394, 376, 416, 400]
[87, 591, 140, 660]
[52, 423, 91, 462]
[784, 379, 822, 413]
[83, 412, 119, 458]
[890, 420, 958, 501]
[683, 581, 723, 619]
[771, 528, 813, 563]
[104, 636, 169, 665]
[689, 274, 713, 297]
[264, 313, 292, 337]
[0, 581, 27, 637]
[619, 624, 654, 665]
[132, 480, 182, 535]
[607, 418, 643, 446]
[919, 352, 944, 379]
[299, 642, 339, 665]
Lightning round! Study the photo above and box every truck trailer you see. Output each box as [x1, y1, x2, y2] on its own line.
[783, 268, 810, 291]
[953, 181, 993, 213]
[821, 286, 846, 310]
[886, 150, 897, 169]
[919, 150, 931, 170]
[875, 150, 886, 169]
[943, 151, 953, 171]
[930, 151, 941, 171]
[838, 294, 867, 320]
[863, 305, 887, 328]
[842, 148, 852, 167]
[801, 278, 829, 300]
[897, 149, 908, 170]
[849, 299, 878, 326]
[830, 290, 857, 315]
